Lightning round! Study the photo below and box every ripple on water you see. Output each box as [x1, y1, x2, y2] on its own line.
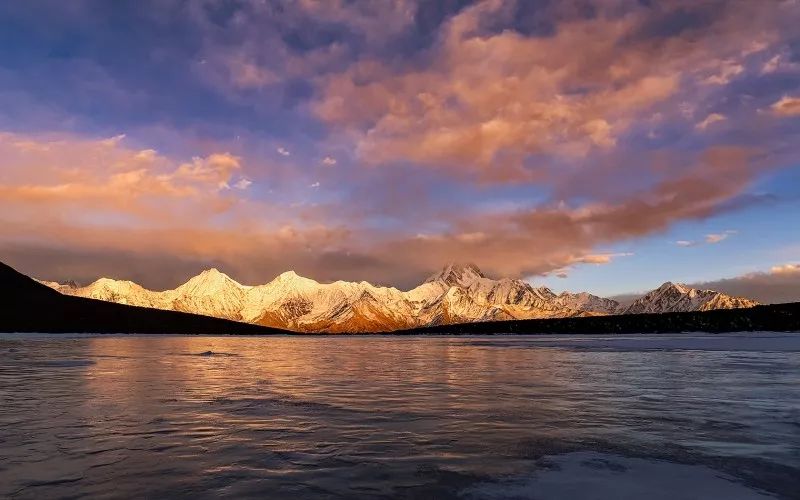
[0, 334, 798, 499]
[30, 359, 96, 368]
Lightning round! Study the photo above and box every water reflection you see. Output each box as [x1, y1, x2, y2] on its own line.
[0, 334, 798, 498]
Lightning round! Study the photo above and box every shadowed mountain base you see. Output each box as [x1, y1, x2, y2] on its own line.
[0, 262, 286, 335]
[397, 302, 800, 335]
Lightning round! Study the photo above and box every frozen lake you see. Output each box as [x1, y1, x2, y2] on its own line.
[1, 333, 798, 498]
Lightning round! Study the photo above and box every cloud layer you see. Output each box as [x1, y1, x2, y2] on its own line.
[0, 0, 798, 290]
[693, 264, 800, 304]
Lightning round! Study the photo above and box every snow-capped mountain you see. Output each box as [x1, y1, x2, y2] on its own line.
[622, 282, 758, 314]
[37, 264, 759, 333]
[171, 268, 249, 320]
[554, 292, 620, 315]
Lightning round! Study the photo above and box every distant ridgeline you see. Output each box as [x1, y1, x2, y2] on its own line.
[34, 262, 764, 334]
[398, 303, 800, 335]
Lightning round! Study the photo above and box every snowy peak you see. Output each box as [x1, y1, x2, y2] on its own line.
[262, 270, 319, 294]
[655, 281, 691, 295]
[531, 286, 558, 302]
[274, 270, 317, 284]
[190, 268, 238, 284]
[176, 268, 245, 295]
[555, 292, 620, 315]
[66, 277, 166, 309]
[425, 263, 486, 287]
[624, 282, 758, 314]
[170, 269, 248, 320]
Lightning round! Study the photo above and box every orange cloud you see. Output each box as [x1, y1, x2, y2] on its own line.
[770, 264, 800, 275]
[0, 132, 253, 223]
[0, 130, 772, 289]
[312, 0, 784, 182]
[573, 253, 634, 265]
[771, 96, 800, 116]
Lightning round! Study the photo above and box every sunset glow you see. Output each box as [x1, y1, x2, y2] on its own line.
[0, 0, 798, 299]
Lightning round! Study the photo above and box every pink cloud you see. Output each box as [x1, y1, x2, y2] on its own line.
[312, 0, 789, 182]
[771, 96, 800, 116]
[696, 113, 727, 131]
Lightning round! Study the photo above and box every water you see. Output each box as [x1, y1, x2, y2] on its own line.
[1, 333, 799, 499]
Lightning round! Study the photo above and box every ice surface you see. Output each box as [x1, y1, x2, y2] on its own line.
[466, 332, 800, 352]
[460, 451, 776, 499]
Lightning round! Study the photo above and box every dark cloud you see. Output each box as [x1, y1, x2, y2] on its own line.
[692, 265, 800, 304]
[611, 265, 800, 305]
[0, 244, 220, 291]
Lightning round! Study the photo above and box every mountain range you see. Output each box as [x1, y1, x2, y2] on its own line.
[37, 263, 759, 333]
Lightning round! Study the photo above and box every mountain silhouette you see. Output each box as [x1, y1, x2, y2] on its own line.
[0, 261, 286, 335]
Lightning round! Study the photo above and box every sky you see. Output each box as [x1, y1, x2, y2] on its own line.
[0, 0, 799, 301]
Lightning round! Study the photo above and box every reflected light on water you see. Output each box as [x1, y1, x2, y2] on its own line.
[1, 334, 798, 498]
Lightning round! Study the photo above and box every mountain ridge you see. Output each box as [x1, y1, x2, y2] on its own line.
[38, 263, 760, 333]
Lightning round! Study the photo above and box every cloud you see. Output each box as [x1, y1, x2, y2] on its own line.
[173, 153, 243, 190]
[0, 1, 798, 289]
[692, 263, 800, 304]
[696, 113, 726, 131]
[101, 133, 126, 146]
[0, 133, 780, 290]
[572, 253, 634, 265]
[0, 132, 258, 232]
[361, 146, 764, 281]
[314, 7, 681, 180]
[675, 230, 737, 247]
[312, 0, 793, 182]
[771, 96, 800, 117]
[760, 51, 800, 75]
[0, 133, 242, 204]
[771, 263, 800, 275]
[541, 253, 632, 280]
[543, 266, 571, 279]
[234, 178, 253, 190]
[700, 61, 744, 85]
[762, 55, 782, 74]
[704, 231, 732, 244]
[227, 56, 279, 89]
[190, 0, 422, 98]
[322, 156, 337, 166]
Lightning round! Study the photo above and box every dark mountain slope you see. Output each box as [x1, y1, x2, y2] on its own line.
[0, 261, 287, 335]
[396, 302, 800, 335]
